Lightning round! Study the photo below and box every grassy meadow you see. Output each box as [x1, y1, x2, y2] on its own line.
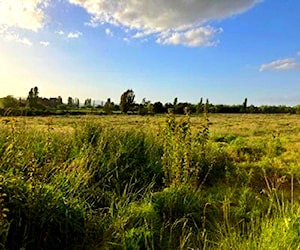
[0, 113, 300, 249]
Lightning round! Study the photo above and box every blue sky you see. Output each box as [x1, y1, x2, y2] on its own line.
[0, 0, 300, 105]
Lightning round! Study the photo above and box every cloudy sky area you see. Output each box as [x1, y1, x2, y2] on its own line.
[0, 0, 300, 105]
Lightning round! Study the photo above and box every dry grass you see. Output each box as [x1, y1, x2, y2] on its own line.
[2, 113, 298, 146]
[0, 113, 300, 249]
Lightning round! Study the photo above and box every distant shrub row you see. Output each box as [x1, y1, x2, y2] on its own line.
[0, 104, 300, 117]
[1, 87, 300, 116]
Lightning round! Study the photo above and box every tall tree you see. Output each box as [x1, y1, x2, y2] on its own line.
[84, 98, 92, 107]
[27, 86, 39, 108]
[104, 98, 113, 114]
[27, 88, 34, 108]
[196, 97, 203, 114]
[173, 97, 178, 106]
[242, 98, 248, 113]
[1, 95, 19, 109]
[74, 98, 80, 108]
[173, 97, 178, 113]
[33, 87, 39, 99]
[67, 97, 73, 107]
[204, 98, 209, 113]
[120, 89, 135, 113]
[153, 102, 164, 114]
[57, 96, 63, 105]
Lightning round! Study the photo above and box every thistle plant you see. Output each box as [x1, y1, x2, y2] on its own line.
[0, 175, 9, 246]
[195, 107, 209, 148]
[161, 108, 196, 188]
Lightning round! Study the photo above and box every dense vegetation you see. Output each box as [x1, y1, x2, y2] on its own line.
[1, 87, 300, 116]
[0, 113, 299, 249]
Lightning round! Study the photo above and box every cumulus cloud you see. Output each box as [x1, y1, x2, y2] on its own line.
[105, 28, 113, 37]
[0, 30, 32, 46]
[67, 31, 82, 39]
[56, 30, 65, 35]
[56, 30, 83, 40]
[0, 0, 49, 31]
[40, 41, 50, 46]
[297, 51, 300, 57]
[68, 0, 258, 47]
[259, 58, 300, 72]
[157, 26, 222, 47]
[132, 32, 146, 39]
[85, 16, 101, 28]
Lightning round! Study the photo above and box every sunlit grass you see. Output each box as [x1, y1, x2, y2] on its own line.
[0, 113, 299, 249]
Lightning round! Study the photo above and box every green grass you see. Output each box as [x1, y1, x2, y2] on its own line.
[0, 113, 299, 249]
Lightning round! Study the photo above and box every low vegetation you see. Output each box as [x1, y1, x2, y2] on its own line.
[1, 87, 300, 116]
[0, 113, 299, 249]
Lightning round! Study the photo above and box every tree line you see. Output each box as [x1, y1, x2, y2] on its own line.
[0, 87, 299, 116]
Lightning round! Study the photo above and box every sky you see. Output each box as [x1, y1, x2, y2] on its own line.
[0, 0, 300, 106]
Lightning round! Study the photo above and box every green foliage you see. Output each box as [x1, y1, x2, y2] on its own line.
[0, 115, 299, 249]
[1, 86, 300, 116]
[196, 97, 204, 114]
[0, 95, 19, 109]
[161, 108, 195, 188]
[27, 86, 40, 109]
[241, 97, 248, 113]
[216, 203, 300, 249]
[161, 109, 234, 188]
[120, 89, 135, 114]
[153, 101, 164, 114]
[152, 186, 221, 249]
[84, 98, 92, 108]
[0, 175, 9, 248]
[4, 180, 85, 250]
[104, 98, 113, 114]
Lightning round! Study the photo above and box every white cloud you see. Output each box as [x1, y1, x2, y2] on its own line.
[259, 58, 300, 72]
[0, 0, 49, 31]
[67, 31, 82, 39]
[132, 32, 146, 39]
[157, 26, 222, 47]
[1, 30, 32, 46]
[105, 28, 113, 37]
[56, 30, 65, 35]
[68, 0, 258, 47]
[132, 30, 153, 39]
[40, 41, 50, 46]
[85, 16, 101, 27]
[297, 51, 300, 57]
[56, 30, 83, 40]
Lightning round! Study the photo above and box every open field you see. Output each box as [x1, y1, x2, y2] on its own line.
[0, 113, 300, 249]
[6, 113, 300, 140]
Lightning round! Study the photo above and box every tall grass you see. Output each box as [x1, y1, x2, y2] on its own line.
[0, 115, 299, 249]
